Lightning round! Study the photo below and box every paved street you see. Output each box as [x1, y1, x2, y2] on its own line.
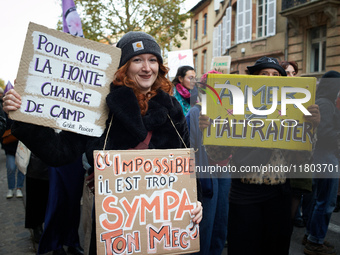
[0, 149, 86, 255]
[0, 148, 36, 255]
[221, 214, 340, 255]
[0, 147, 339, 255]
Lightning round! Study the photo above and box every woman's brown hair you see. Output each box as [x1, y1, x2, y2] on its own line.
[280, 61, 298, 75]
[112, 59, 173, 115]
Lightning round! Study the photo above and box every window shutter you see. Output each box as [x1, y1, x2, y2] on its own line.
[218, 24, 222, 56]
[266, 0, 276, 36]
[226, 7, 232, 49]
[237, 0, 252, 43]
[236, 0, 244, 43]
[222, 16, 227, 54]
[213, 27, 218, 57]
[214, 0, 220, 11]
[244, 0, 252, 42]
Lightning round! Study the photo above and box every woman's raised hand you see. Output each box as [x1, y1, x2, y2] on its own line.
[2, 89, 22, 114]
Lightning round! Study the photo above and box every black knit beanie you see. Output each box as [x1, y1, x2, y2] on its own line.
[116, 31, 163, 68]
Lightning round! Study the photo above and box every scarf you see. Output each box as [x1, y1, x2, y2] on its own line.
[175, 83, 191, 99]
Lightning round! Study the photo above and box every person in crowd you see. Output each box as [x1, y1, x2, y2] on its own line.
[38, 157, 85, 255]
[3, 31, 202, 254]
[0, 87, 4, 101]
[199, 56, 320, 255]
[25, 153, 49, 244]
[172, 65, 196, 116]
[280, 60, 314, 229]
[303, 70, 340, 255]
[335, 185, 340, 213]
[0, 103, 6, 137]
[280, 60, 298, 77]
[187, 70, 231, 255]
[80, 154, 94, 255]
[334, 91, 340, 213]
[1, 115, 25, 199]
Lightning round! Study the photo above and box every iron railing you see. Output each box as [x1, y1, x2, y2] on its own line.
[282, 0, 314, 11]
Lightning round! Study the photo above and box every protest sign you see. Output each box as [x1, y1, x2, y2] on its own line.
[9, 22, 121, 137]
[93, 148, 199, 255]
[210, 56, 231, 74]
[202, 74, 316, 151]
[168, 50, 194, 78]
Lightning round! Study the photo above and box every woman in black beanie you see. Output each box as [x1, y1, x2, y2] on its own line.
[4, 31, 202, 254]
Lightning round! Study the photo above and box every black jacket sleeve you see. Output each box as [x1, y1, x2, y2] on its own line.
[316, 98, 340, 150]
[0, 104, 6, 138]
[12, 121, 88, 167]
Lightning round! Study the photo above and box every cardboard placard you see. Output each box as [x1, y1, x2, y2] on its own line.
[210, 56, 231, 74]
[10, 22, 121, 137]
[202, 74, 316, 151]
[168, 50, 194, 78]
[93, 149, 199, 255]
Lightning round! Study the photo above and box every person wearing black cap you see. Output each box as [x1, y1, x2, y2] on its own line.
[199, 56, 320, 255]
[247, 56, 287, 76]
[4, 31, 202, 254]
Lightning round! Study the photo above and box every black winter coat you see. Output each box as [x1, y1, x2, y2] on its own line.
[0, 103, 6, 138]
[315, 73, 340, 151]
[12, 85, 189, 169]
[1, 114, 18, 156]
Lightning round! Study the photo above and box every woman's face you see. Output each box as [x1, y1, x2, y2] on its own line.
[179, 70, 196, 90]
[127, 54, 159, 94]
[258, 68, 281, 76]
[285, 65, 296, 77]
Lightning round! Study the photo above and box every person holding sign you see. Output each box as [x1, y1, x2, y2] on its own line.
[199, 56, 320, 255]
[281, 61, 314, 233]
[187, 70, 231, 255]
[4, 31, 202, 254]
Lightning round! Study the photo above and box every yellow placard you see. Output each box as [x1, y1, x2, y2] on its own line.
[202, 74, 316, 151]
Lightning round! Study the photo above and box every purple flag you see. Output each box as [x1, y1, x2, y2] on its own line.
[62, 0, 84, 37]
[4, 81, 14, 94]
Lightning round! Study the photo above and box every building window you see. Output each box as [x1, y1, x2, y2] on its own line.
[225, 7, 232, 50]
[194, 54, 198, 73]
[203, 13, 207, 36]
[309, 26, 326, 73]
[202, 50, 207, 74]
[236, 0, 252, 43]
[214, 0, 221, 11]
[213, 27, 218, 57]
[222, 7, 232, 52]
[194, 20, 199, 40]
[257, 0, 267, 38]
[217, 24, 222, 56]
[257, 0, 276, 38]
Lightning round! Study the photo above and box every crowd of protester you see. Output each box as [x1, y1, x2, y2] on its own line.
[1, 29, 340, 255]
